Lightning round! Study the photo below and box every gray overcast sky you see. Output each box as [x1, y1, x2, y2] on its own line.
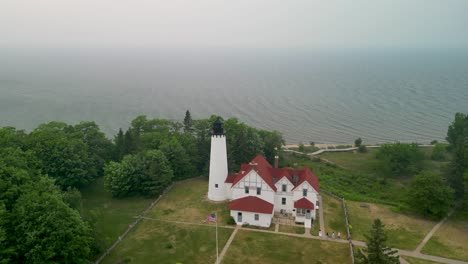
[1, 0, 468, 50]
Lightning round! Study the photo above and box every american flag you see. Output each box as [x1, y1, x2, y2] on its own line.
[206, 213, 216, 223]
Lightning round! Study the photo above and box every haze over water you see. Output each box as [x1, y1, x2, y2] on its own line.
[1, 49, 467, 144]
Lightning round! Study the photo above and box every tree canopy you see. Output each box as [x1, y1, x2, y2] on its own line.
[406, 172, 453, 219]
[376, 143, 424, 176]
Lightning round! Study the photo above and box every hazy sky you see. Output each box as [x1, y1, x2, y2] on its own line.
[1, 0, 468, 50]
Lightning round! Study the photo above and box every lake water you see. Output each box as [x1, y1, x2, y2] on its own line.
[1, 49, 467, 144]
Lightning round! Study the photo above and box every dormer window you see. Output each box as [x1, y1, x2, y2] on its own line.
[245, 186, 249, 194]
[282, 184, 287, 192]
[303, 189, 308, 197]
[257, 187, 261, 195]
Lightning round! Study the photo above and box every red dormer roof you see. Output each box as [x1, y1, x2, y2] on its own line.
[229, 196, 274, 214]
[225, 174, 237, 183]
[290, 166, 320, 192]
[294, 198, 315, 209]
[230, 155, 277, 191]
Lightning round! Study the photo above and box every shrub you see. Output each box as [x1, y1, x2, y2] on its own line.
[358, 145, 368, 153]
[227, 216, 236, 225]
[430, 140, 438, 145]
[431, 143, 446, 161]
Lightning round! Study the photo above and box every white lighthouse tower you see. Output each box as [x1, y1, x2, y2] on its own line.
[208, 119, 228, 201]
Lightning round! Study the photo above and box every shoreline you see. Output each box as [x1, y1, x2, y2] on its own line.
[283, 142, 438, 150]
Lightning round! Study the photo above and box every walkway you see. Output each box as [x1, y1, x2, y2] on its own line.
[318, 195, 325, 235]
[415, 209, 454, 253]
[217, 226, 240, 264]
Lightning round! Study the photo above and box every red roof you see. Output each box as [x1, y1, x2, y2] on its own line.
[226, 155, 320, 193]
[294, 198, 315, 209]
[229, 196, 274, 214]
[230, 155, 277, 191]
[290, 166, 320, 192]
[225, 174, 237, 183]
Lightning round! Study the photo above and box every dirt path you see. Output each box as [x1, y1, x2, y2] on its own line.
[415, 209, 454, 253]
[217, 226, 240, 264]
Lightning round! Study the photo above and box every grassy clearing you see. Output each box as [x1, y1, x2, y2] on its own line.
[102, 220, 233, 264]
[346, 201, 436, 250]
[146, 178, 231, 225]
[320, 149, 381, 176]
[223, 229, 351, 264]
[421, 210, 468, 261]
[402, 256, 442, 264]
[322, 193, 347, 238]
[81, 177, 153, 253]
[278, 225, 304, 234]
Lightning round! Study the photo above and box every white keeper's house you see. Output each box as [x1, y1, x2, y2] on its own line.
[207, 119, 320, 228]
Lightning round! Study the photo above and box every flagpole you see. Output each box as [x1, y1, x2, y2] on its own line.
[216, 212, 219, 264]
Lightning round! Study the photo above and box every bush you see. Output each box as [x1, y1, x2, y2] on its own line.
[430, 140, 438, 145]
[406, 172, 453, 219]
[354, 138, 362, 147]
[376, 143, 424, 176]
[227, 216, 236, 225]
[358, 145, 368, 153]
[431, 144, 446, 161]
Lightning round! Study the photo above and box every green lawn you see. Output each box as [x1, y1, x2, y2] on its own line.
[223, 230, 351, 264]
[146, 178, 231, 225]
[421, 210, 468, 261]
[322, 193, 347, 238]
[81, 177, 153, 253]
[347, 201, 436, 250]
[402, 256, 442, 264]
[103, 220, 233, 264]
[278, 224, 305, 234]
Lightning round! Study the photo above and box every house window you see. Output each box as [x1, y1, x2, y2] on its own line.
[303, 189, 307, 197]
[282, 198, 286, 205]
[254, 214, 259, 221]
[215, 184, 218, 188]
[282, 184, 287, 192]
[256, 187, 261, 195]
[245, 186, 249, 194]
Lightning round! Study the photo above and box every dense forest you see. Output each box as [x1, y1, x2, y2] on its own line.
[0, 111, 283, 263]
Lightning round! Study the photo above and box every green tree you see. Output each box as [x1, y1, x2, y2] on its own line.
[114, 128, 125, 160]
[355, 137, 363, 147]
[355, 219, 399, 264]
[104, 150, 173, 197]
[406, 172, 453, 219]
[11, 177, 92, 263]
[183, 110, 193, 133]
[27, 122, 95, 189]
[73, 121, 114, 175]
[160, 138, 196, 180]
[298, 143, 305, 153]
[376, 143, 424, 176]
[431, 143, 446, 161]
[446, 113, 467, 200]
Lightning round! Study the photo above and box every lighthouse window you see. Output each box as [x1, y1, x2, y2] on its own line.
[215, 184, 218, 188]
[244, 186, 249, 194]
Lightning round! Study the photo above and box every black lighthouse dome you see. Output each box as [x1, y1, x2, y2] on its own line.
[212, 118, 225, 136]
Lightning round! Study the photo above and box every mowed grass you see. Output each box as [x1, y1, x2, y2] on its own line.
[81, 177, 153, 252]
[421, 210, 468, 261]
[347, 201, 436, 250]
[146, 178, 231, 225]
[322, 193, 347, 238]
[103, 220, 233, 264]
[278, 225, 305, 234]
[223, 230, 351, 264]
[402, 256, 443, 264]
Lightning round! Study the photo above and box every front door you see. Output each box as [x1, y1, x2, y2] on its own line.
[237, 212, 242, 222]
[306, 210, 311, 219]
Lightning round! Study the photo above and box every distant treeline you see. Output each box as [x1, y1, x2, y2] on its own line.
[0, 110, 283, 263]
